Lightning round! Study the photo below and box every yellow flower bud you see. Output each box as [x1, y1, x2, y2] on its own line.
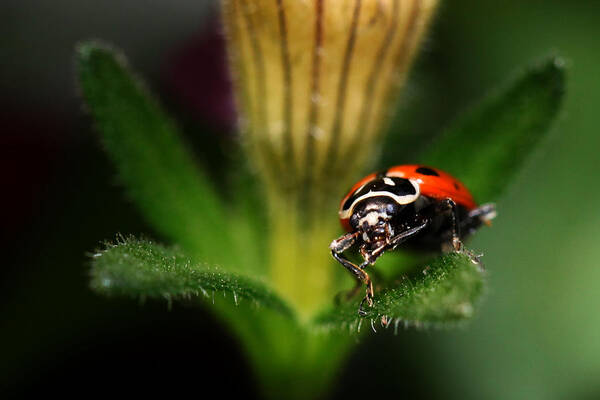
[221, 0, 438, 197]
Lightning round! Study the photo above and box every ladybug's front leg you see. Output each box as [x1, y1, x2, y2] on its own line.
[388, 220, 430, 250]
[330, 232, 374, 315]
[354, 222, 430, 315]
[330, 232, 368, 288]
[357, 221, 429, 269]
[330, 231, 359, 255]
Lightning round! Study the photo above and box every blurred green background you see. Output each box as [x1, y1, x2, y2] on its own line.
[2, 0, 599, 398]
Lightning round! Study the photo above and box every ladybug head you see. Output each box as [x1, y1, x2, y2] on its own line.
[339, 176, 421, 237]
[349, 197, 401, 243]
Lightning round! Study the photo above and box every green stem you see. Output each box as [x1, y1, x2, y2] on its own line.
[267, 195, 342, 319]
[218, 302, 353, 400]
[219, 185, 355, 399]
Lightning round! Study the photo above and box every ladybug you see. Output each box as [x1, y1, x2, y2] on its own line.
[330, 164, 496, 315]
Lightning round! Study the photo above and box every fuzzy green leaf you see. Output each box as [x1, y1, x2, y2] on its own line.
[90, 236, 294, 317]
[76, 42, 232, 265]
[422, 57, 565, 201]
[314, 252, 484, 331]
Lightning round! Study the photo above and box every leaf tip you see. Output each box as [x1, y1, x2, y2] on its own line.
[76, 40, 117, 62]
[74, 40, 131, 84]
[530, 54, 567, 96]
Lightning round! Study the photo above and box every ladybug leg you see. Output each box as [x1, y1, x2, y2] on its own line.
[357, 221, 429, 270]
[468, 202, 497, 225]
[330, 232, 373, 311]
[329, 231, 359, 255]
[458, 203, 497, 239]
[440, 198, 462, 251]
[388, 220, 430, 250]
[359, 291, 374, 317]
[355, 221, 429, 315]
[331, 246, 374, 316]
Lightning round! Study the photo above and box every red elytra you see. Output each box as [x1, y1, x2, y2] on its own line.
[339, 164, 477, 232]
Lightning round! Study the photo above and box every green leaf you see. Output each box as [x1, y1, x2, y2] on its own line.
[76, 42, 232, 265]
[422, 56, 565, 201]
[90, 236, 294, 318]
[314, 252, 485, 331]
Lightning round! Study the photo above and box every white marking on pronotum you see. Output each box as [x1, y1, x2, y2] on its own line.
[339, 179, 421, 219]
[383, 177, 395, 186]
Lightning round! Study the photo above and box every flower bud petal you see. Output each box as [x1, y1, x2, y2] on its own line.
[221, 0, 438, 196]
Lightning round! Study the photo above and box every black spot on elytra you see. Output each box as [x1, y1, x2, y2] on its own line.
[453, 182, 460, 190]
[416, 166, 439, 176]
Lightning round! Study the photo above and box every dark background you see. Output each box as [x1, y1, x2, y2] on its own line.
[3, 1, 600, 399]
